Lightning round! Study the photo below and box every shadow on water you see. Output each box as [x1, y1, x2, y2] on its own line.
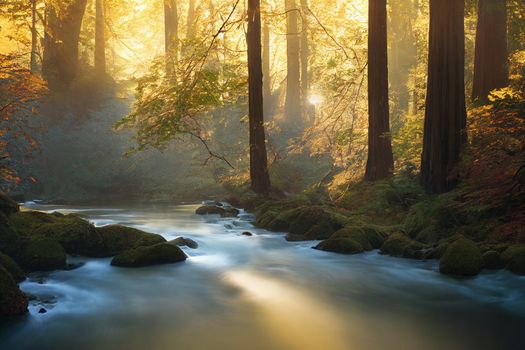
[1, 203, 525, 350]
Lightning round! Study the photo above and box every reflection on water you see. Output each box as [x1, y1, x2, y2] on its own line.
[1, 203, 524, 350]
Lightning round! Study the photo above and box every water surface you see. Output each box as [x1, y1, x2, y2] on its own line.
[1, 203, 524, 350]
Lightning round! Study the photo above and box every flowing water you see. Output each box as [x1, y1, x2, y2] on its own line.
[1, 203, 524, 350]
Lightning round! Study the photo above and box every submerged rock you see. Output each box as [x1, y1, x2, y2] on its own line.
[111, 243, 187, 267]
[195, 205, 240, 217]
[0, 265, 28, 316]
[169, 237, 199, 249]
[38, 308, 47, 314]
[439, 238, 483, 276]
[96, 225, 166, 256]
[241, 232, 253, 237]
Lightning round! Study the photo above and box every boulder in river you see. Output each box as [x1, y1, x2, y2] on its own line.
[0, 265, 28, 316]
[0, 252, 25, 282]
[482, 250, 504, 270]
[96, 225, 167, 256]
[111, 243, 187, 267]
[380, 232, 427, 258]
[439, 238, 483, 276]
[195, 205, 239, 218]
[19, 238, 67, 271]
[314, 238, 364, 254]
[502, 245, 525, 275]
[241, 232, 253, 237]
[169, 237, 198, 249]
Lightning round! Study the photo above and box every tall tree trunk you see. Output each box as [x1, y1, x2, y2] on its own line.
[472, 0, 508, 104]
[187, 0, 196, 40]
[300, 0, 313, 123]
[262, 18, 272, 117]
[247, 0, 271, 195]
[30, 0, 38, 72]
[95, 0, 106, 75]
[284, 0, 301, 127]
[421, 0, 467, 194]
[42, 0, 89, 89]
[365, 0, 394, 182]
[164, 0, 179, 73]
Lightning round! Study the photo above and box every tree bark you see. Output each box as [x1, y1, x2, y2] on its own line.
[42, 0, 89, 89]
[472, 0, 508, 104]
[284, 0, 301, 127]
[421, 0, 467, 194]
[30, 0, 38, 72]
[263, 19, 271, 102]
[95, 0, 106, 75]
[247, 0, 271, 195]
[365, 0, 394, 182]
[164, 0, 179, 73]
[187, 0, 196, 40]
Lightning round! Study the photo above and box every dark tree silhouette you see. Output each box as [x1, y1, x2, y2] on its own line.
[472, 0, 508, 104]
[421, 0, 467, 193]
[365, 0, 394, 181]
[95, 0, 106, 75]
[247, 0, 271, 195]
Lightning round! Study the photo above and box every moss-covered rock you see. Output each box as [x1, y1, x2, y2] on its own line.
[19, 238, 67, 271]
[0, 212, 25, 258]
[9, 211, 105, 257]
[439, 238, 483, 276]
[169, 237, 198, 249]
[329, 226, 387, 250]
[501, 246, 525, 275]
[111, 243, 187, 267]
[380, 232, 427, 258]
[0, 265, 28, 316]
[195, 205, 239, 217]
[284, 206, 343, 241]
[314, 238, 364, 254]
[96, 225, 166, 256]
[0, 193, 19, 216]
[482, 250, 504, 270]
[0, 252, 25, 282]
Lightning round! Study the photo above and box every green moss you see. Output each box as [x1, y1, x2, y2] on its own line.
[20, 238, 67, 271]
[314, 238, 364, 255]
[501, 246, 525, 275]
[0, 252, 25, 282]
[380, 232, 427, 258]
[439, 238, 483, 276]
[0, 193, 19, 216]
[287, 206, 342, 240]
[0, 265, 28, 316]
[254, 210, 280, 228]
[96, 225, 166, 257]
[483, 251, 504, 270]
[111, 243, 187, 267]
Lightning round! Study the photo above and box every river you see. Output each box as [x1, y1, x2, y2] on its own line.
[1, 203, 524, 350]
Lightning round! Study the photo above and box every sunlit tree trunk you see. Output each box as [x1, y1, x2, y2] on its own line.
[365, 0, 394, 182]
[247, 0, 271, 195]
[42, 0, 89, 88]
[95, 0, 106, 75]
[30, 0, 38, 72]
[187, 0, 196, 40]
[421, 0, 467, 193]
[300, 0, 313, 124]
[285, 0, 301, 127]
[164, 0, 179, 74]
[262, 18, 272, 118]
[472, 0, 508, 104]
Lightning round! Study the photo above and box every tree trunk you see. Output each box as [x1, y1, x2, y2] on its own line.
[95, 0, 106, 75]
[262, 18, 272, 118]
[42, 0, 89, 89]
[164, 0, 179, 73]
[365, 0, 394, 182]
[30, 0, 38, 72]
[187, 0, 196, 40]
[247, 0, 271, 195]
[472, 0, 508, 104]
[421, 0, 467, 194]
[284, 0, 301, 127]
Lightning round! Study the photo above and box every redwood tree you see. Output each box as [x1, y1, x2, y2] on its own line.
[247, 0, 271, 195]
[472, 0, 509, 104]
[365, 0, 394, 181]
[284, 0, 301, 126]
[421, 0, 467, 193]
[95, 0, 106, 75]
